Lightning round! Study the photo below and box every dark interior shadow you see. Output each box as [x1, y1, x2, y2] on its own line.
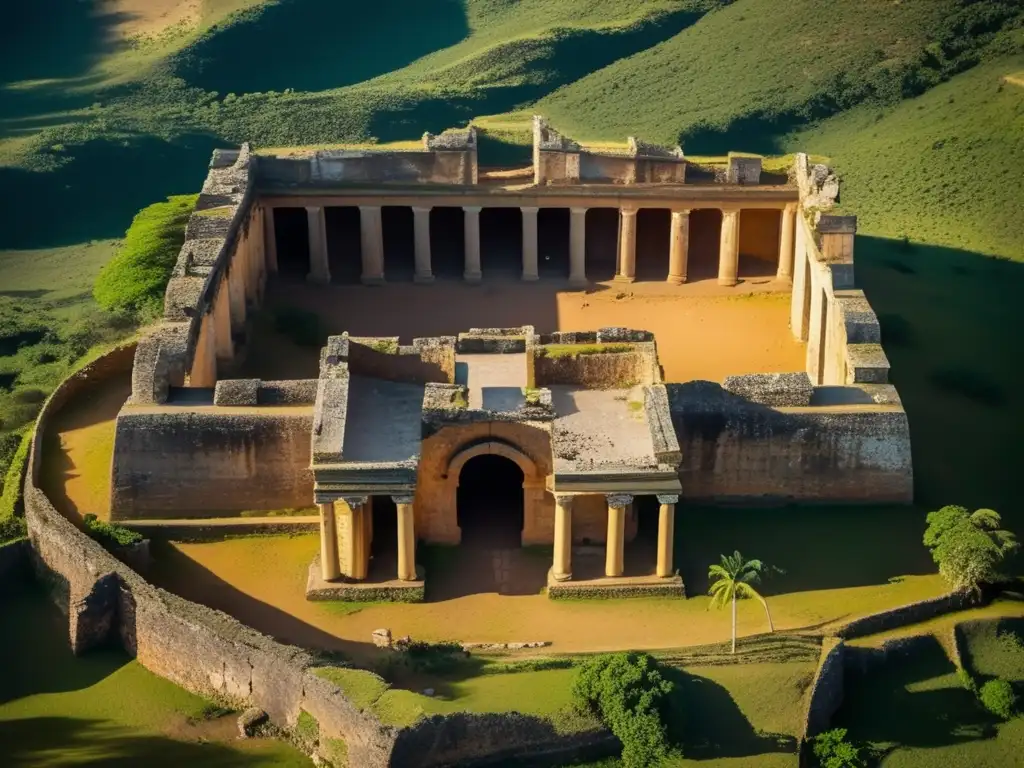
[810, 386, 876, 406]
[835, 636, 1000, 758]
[662, 666, 797, 760]
[172, 0, 470, 94]
[145, 537, 368, 658]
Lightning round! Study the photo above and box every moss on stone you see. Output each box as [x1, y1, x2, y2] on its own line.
[536, 343, 632, 359]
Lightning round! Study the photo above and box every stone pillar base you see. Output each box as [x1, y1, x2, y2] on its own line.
[552, 570, 572, 582]
[306, 273, 331, 285]
[413, 273, 435, 285]
[568, 277, 587, 289]
[718, 277, 738, 287]
[464, 271, 482, 284]
[521, 272, 540, 282]
[361, 275, 386, 286]
[614, 275, 636, 284]
[667, 274, 686, 285]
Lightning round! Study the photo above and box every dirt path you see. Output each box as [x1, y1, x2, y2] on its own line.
[149, 534, 953, 661]
[249, 279, 805, 383]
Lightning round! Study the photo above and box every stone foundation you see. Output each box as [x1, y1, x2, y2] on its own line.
[546, 569, 685, 600]
[305, 557, 425, 603]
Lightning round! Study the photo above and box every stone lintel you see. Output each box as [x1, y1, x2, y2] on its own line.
[817, 215, 858, 234]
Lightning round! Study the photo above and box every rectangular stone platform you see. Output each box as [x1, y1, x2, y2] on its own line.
[306, 556, 425, 603]
[546, 569, 685, 600]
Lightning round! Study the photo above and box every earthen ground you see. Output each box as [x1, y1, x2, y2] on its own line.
[241, 277, 805, 384]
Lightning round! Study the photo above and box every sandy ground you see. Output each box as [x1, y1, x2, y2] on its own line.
[103, 0, 259, 38]
[149, 533, 953, 661]
[245, 278, 805, 383]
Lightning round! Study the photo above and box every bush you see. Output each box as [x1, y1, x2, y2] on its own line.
[0, 430, 31, 542]
[979, 678, 1017, 720]
[957, 667, 978, 695]
[93, 194, 198, 319]
[572, 653, 673, 768]
[83, 513, 144, 547]
[812, 728, 864, 768]
[923, 505, 1018, 592]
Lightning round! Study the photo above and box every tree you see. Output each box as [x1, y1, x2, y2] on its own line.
[707, 551, 778, 654]
[923, 506, 1018, 593]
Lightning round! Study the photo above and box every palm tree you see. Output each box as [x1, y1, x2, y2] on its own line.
[708, 551, 776, 654]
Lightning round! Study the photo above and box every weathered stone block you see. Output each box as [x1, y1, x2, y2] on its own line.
[845, 344, 890, 384]
[214, 378, 260, 406]
[722, 372, 814, 407]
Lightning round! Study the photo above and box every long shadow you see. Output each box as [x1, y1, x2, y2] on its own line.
[0, 1, 128, 89]
[835, 635, 1000, 756]
[0, 133, 226, 249]
[173, 0, 470, 94]
[855, 236, 1024, 571]
[661, 667, 796, 760]
[365, 7, 710, 142]
[145, 537, 369, 659]
[0, 717, 299, 768]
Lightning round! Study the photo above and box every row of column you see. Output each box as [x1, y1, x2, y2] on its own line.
[290, 203, 798, 288]
[318, 495, 417, 583]
[552, 493, 679, 581]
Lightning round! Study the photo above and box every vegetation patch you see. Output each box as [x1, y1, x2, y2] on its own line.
[93, 194, 198, 320]
[0, 429, 30, 543]
[536, 343, 632, 359]
[83, 513, 144, 548]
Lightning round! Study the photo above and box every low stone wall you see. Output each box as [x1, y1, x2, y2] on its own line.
[111, 406, 314, 518]
[668, 381, 913, 503]
[349, 338, 453, 384]
[836, 589, 980, 639]
[535, 352, 643, 389]
[802, 637, 845, 739]
[391, 712, 617, 768]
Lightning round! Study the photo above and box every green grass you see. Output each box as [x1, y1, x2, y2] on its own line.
[960, 617, 1024, 683]
[537, 343, 633, 359]
[0, 584, 311, 766]
[834, 634, 1022, 767]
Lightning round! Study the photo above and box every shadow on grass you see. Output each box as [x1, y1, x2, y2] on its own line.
[835, 635, 1000, 760]
[0, 133, 226, 249]
[662, 667, 796, 760]
[145, 537, 369, 659]
[173, 0, 470, 95]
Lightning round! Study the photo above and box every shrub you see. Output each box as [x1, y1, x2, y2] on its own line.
[979, 678, 1017, 720]
[93, 194, 198, 319]
[572, 652, 673, 768]
[83, 513, 144, 547]
[812, 728, 864, 768]
[0, 430, 31, 542]
[957, 667, 978, 695]
[923, 506, 1018, 592]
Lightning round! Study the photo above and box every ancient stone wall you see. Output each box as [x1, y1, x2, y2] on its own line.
[835, 589, 979, 639]
[535, 351, 645, 389]
[668, 382, 913, 503]
[802, 637, 845, 739]
[111, 406, 314, 518]
[348, 337, 455, 384]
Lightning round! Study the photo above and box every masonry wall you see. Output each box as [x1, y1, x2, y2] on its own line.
[348, 341, 454, 384]
[110, 407, 313, 518]
[535, 352, 646, 389]
[668, 386, 913, 503]
[258, 150, 474, 187]
[416, 422, 554, 544]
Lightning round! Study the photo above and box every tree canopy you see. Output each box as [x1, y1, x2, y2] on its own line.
[923, 505, 1018, 592]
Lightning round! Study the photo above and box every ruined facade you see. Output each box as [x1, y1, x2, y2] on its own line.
[111, 118, 912, 600]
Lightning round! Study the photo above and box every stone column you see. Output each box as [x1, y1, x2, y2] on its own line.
[394, 495, 417, 581]
[359, 205, 385, 285]
[351, 500, 369, 581]
[552, 495, 574, 581]
[212, 282, 233, 362]
[605, 494, 632, 577]
[264, 206, 279, 274]
[656, 494, 678, 578]
[521, 207, 539, 281]
[412, 206, 433, 284]
[569, 207, 587, 287]
[668, 209, 690, 284]
[790, 212, 810, 341]
[777, 203, 797, 282]
[616, 207, 638, 282]
[338, 496, 367, 580]
[718, 207, 740, 286]
[463, 206, 482, 283]
[306, 206, 331, 284]
[319, 502, 340, 581]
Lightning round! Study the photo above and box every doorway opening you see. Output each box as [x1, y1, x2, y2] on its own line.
[457, 454, 524, 547]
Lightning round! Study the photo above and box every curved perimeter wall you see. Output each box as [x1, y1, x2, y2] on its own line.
[23, 346, 614, 768]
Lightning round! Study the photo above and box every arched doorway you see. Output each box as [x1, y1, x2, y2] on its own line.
[457, 454, 524, 547]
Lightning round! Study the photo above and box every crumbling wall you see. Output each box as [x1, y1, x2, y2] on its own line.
[111, 407, 313, 518]
[535, 352, 645, 389]
[348, 337, 455, 384]
[668, 382, 913, 503]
